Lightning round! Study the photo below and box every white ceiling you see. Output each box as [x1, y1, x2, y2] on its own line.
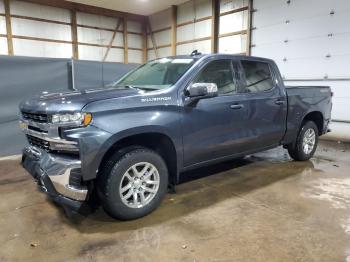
[67, 0, 189, 16]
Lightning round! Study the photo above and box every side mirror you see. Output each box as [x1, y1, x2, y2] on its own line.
[185, 83, 218, 101]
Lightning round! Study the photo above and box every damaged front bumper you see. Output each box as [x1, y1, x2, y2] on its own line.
[22, 145, 88, 211]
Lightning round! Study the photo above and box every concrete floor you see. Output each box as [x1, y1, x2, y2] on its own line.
[0, 141, 349, 262]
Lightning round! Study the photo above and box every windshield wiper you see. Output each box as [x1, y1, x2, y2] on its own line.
[134, 86, 160, 91]
[112, 84, 159, 91]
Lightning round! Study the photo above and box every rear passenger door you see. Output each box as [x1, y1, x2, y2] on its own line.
[238, 59, 287, 149]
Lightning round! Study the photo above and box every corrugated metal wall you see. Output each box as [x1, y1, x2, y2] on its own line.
[251, 0, 350, 141]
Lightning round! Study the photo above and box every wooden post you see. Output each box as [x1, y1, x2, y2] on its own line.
[103, 18, 122, 61]
[70, 10, 79, 59]
[246, 0, 253, 56]
[4, 0, 13, 55]
[123, 16, 128, 64]
[171, 5, 177, 56]
[142, 18, 148, 63]
[211, 0, 219, 53]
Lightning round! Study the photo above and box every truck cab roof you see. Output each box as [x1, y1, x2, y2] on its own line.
[162, 53, 275, 64]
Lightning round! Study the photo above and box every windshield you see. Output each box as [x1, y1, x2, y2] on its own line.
[113, 57, 196, 89]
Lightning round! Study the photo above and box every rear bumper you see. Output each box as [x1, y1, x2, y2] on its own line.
[22, 146, 88, 211]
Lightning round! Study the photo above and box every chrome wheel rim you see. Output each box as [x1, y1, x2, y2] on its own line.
[302, 128, 316, 155]
[119, 162, 160, 208]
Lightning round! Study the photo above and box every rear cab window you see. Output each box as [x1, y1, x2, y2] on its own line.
[240, 60, 275, 93]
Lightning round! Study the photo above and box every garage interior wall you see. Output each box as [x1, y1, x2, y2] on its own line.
[147, 0, 250, 59]
[0, 0, 144, 63]
[251, 0, 350, 141]
[1, 0, 250, 61]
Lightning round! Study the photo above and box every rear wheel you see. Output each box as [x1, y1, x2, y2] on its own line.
[288, 121, 319, 161]
[97, 148, 168, 220]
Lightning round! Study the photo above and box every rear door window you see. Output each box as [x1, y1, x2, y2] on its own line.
[241, 60, 274, 93]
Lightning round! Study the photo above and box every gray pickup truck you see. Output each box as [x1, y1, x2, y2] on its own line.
[20, 53, 332, 220]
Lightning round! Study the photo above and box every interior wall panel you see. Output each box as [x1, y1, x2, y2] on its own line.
[220, 0, 248, 13]
[127, 34, 142, 49]
[219, 11, 248, 34]
[195, 0, 212, 18]
[177, 1, 194, 24]
[0, 16, 6, 34]
[104, 48, 124, 63]
[0, 0, 4, 13]
[177, 20, 211, 42]
[177, 0, 212, 24]
[157, 46, 172, 58]
[127, 20, 142, 33]
[12, 18, 71, 41]
[0, 37, 7, 55]
[177, 20, 212, 42]
[219, 34, 246, 54]
[147, 49, 156, 61]
[177, 0, 212, 56]
[149, 8, 171, 31]
[78, 45, 124, 63]
[77, 27, 124, 46]
[11, 1, 70, 23]
[146, 47, 171, 61]
[13, 39, 72, 58]
[153, 30, 171, 46]
[76, 12, 130, 62]
[128, 50, 143, 64]
[176, 39, 211, 55]
[76, 12, 120, 30]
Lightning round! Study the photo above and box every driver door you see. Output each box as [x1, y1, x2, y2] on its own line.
[181, 59, 249, 167]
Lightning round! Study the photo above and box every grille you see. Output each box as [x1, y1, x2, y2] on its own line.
[26, 135, 50, 151]
[22, 112, 48, 123]
[69, 168, 83, 187]
[28, 125, 48, 133]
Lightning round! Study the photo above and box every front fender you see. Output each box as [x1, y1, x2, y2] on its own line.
[82, 125, 183, 180]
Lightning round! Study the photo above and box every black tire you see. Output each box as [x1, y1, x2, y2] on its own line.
[288, 121, 319, 161]
[97, 147, 168, 220]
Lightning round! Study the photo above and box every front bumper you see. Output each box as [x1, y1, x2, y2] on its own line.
[22, 146, 88, 210]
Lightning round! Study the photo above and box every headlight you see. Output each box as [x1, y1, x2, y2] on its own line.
[51, 112, 92, 126]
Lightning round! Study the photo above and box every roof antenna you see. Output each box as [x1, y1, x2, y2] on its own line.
[190, 50, 202, 56]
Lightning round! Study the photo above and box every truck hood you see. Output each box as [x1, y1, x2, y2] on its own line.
[19, 87, 141, 114]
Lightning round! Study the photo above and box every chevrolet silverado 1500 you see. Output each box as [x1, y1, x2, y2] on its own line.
[20, 53, 332, 220]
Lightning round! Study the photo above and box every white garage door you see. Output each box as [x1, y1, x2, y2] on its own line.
[251, 0, 350, 140]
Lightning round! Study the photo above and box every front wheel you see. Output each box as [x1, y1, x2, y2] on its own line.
[97, 148, 168, 220]
[288, 121, 319, 161]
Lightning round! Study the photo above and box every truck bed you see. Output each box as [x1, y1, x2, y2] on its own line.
[283, 85, 332, 144]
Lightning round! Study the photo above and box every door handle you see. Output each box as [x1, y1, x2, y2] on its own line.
[275, 100, 285, 105]
[230, 104, 244, 110]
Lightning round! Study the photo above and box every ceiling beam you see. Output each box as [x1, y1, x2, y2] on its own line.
[19, 0, 146, 22]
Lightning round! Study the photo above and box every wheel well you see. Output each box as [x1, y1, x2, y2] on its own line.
[99, 133, 178, 186]
[303, 111, 323, 135]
